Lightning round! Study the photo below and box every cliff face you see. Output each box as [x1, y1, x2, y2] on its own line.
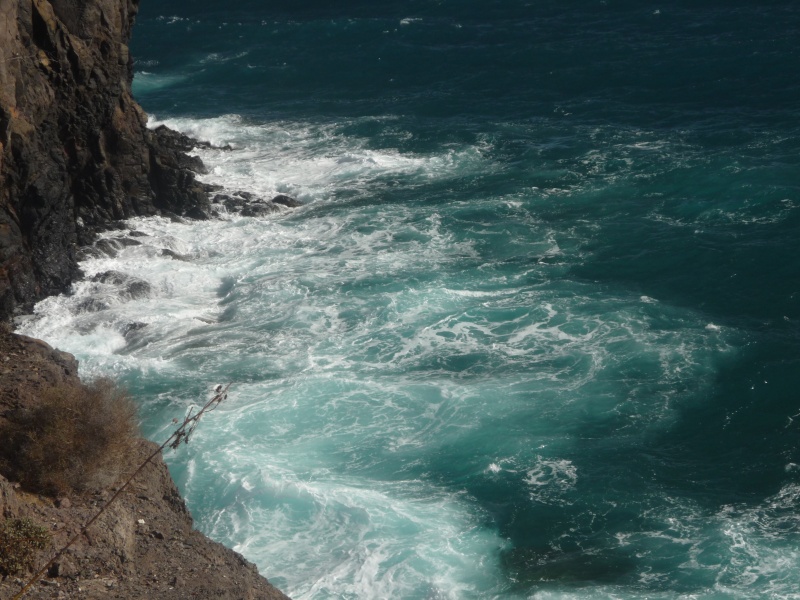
[0, 0, 211, 320]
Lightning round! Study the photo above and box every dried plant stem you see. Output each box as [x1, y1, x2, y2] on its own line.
[11, 384, 230, 600]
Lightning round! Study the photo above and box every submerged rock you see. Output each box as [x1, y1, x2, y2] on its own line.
[272, 194, 303, 207]
[184, 206, 212, 220]
[121, 321, 147, 337]
[212, 191, 302, 217]
[160, 248, 190, 261]
[94, 240, 120, 259]
[241, 202, 281, 217]
[91, 271, 152, 300]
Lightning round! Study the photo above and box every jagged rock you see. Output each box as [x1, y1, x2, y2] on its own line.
[121, 321, 147, 337]
[223, 197, 246, 211]
[76, 297, 110, 313]
[48, 556, 78, 580]
[184, 206, 211, 221]
[161, 211, 188, 224]
[241, 203, 281, 217]
[150, 125, 197, 154]
[102, 222, 130, 232]
[271, 194, 302, 207]
[212, 191, 298, 217]
[0, 1, 290, 594]
[94, 239, 119, 258]
[91, 270, 151, 299]
[77, 246, 105, 261]
[92, 271, 128, 285]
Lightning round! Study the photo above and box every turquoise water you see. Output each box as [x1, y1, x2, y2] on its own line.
[17, 2, 800, 598]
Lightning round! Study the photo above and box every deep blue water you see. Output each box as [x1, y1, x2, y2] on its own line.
[18, 1, 800, 598]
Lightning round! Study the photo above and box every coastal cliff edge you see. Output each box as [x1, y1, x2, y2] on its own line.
[0, 1, 289, 598]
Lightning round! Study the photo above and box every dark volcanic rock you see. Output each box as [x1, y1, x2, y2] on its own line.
[241, 202, 281, 217]
[91, 270, 129, 285]
[208, 187, 306, 217]
[271, 194, 303, 208]
[0, 0, 212, 320]
[121, 320, 147, 336]
[94, 239, 120, 258]
[184, 205, 211, 220]
[214, 191, 300, 217]
[91, 270, 151, 299]
[160, 248, 189, 261]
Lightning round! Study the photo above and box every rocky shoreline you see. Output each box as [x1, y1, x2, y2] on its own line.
[0, 0, 294, 320]
[0, 1, 291, 598]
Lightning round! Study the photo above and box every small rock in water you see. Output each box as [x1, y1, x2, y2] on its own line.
[77, 298, 110, 313]
[160, 248, 189, 261]
[161, 211, 188, 224]
[122, 322, 147, 337]
[125, 280, 152, 299]
[77, 246, 105, 261]
[271, 194, 302, 207]
[92, 271, 128, 285]
[184, 206, 211, 220]
[241, 203, 280, 217]
[93, 239, 119, 258]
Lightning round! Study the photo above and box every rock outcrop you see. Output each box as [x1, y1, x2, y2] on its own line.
[0, 0, 212, 320]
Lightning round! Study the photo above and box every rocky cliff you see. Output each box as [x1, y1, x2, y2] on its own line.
[0, 1, 290, 597]
[0, 0, 212, 320]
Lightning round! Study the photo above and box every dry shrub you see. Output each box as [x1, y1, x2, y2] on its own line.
[0, 378, 139, 496]
[0, 517, 51, 577]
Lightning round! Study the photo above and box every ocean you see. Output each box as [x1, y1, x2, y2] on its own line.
[16, 1, 800, 598]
